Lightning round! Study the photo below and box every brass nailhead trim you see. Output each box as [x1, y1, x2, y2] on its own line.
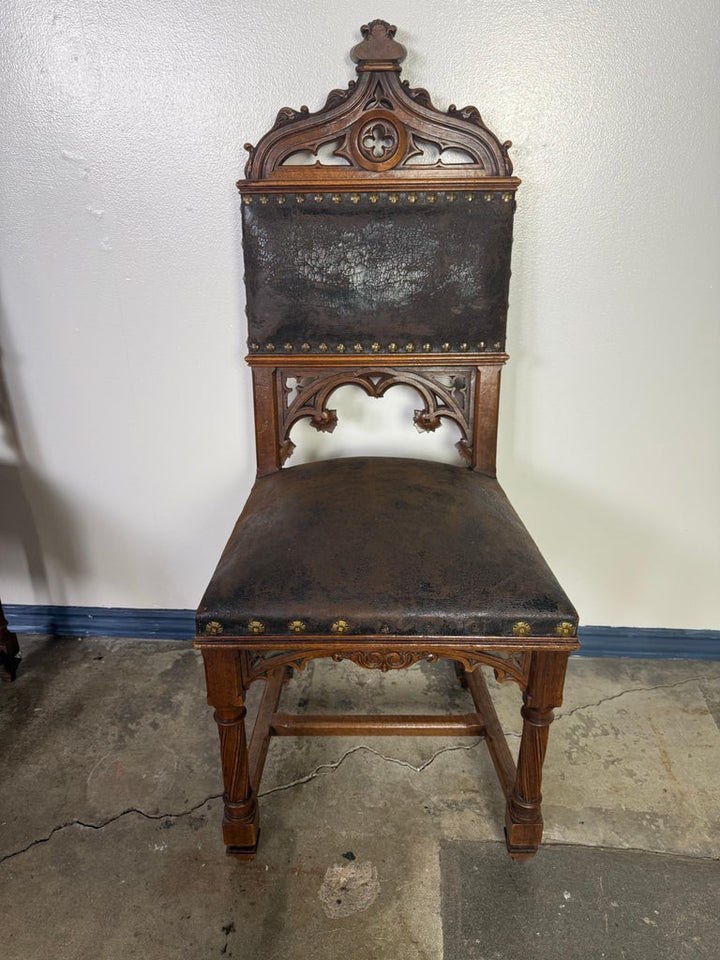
[247, 620, 266, 635]
[512, 621, 532, 637]
[289, 620, 307, 635]
[371, 342, 380, 352]
[331, 619, 350, 635]
[353, 343, 364, 352]
[204, 621, 223, 636]
[556, 622, 576, 638]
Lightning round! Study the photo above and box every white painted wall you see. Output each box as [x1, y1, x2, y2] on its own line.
[1, 0, 718, 629]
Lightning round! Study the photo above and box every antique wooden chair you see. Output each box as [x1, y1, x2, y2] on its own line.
[195, 20, 579, 862]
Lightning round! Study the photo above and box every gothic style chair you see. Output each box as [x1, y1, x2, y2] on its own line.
[195, 20, 579, 862]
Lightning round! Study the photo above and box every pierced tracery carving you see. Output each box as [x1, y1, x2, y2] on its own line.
[241, 21, 515, 182]
[277, 366, 475, 465]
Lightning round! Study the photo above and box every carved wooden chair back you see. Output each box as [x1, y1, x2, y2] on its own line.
[240, 19, 518, 477]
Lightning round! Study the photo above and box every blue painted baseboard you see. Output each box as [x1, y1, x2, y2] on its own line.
[3, 605, 719, 660]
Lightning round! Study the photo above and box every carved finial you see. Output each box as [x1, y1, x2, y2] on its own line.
[351, 20, 406, 68]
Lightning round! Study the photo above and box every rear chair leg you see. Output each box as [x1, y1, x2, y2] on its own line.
[505, 651, 569, 861]
[201, 647, 259, 859]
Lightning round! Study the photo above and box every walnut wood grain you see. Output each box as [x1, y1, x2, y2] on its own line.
[505, 651, 570, 860]
[269, 713, 485, 737]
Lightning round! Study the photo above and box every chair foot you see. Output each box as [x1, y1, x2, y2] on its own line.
[226, 832, 260, 860]
[222, 798, 260, 854]
[504, 813, 542, 861]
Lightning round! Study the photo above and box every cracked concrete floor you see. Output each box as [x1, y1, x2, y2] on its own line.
[1, 637, 718, 959]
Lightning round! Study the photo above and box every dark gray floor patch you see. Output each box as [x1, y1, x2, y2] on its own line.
[441, 841, 719, 959]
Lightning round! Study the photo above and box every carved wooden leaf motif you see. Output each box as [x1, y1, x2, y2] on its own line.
[332, 651, 438, 671]
[248, 647, 528, 688]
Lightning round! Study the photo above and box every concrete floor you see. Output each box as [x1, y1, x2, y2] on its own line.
[1, 637, 718, 959]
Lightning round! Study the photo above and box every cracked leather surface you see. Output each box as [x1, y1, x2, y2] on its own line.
[242, 194, 514, 351]
[197, 457, 578, 638]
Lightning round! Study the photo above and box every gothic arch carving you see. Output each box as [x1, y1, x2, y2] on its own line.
[241, 20, 515, 186]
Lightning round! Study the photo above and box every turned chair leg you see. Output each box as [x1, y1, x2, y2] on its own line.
[201, 647, 259, 859]
[0, 599, 20, 682]
[505, 650, 569, 860]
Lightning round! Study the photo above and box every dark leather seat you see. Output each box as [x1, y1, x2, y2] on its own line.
[198, 457, 577, 640]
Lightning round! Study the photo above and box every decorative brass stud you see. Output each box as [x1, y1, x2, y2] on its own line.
[332, 194, 341, 204]
[388, 194, 399, 204]
[484, 193, 493, 202]
[289, 620, 307, 635]
[459, 342, 468, 352]
[422, 343, 432, 352]
[350, 194, 361, 204]
[353, 343, 364, 353]
[371, 342, 380, 353]
[512, 621, 532, 637]
[494, 341, 502, 350]
[336, 343, 346, 353]
[247, 619, 266, 635]
[319, 342, 328, 352]
[204, 621, 223, 636]
[405, 342, 415, 352]
[295, 194, 305, 204]
[369, 194, 379, 203]
[266, 343, 275, 352]
[447, 192, 456, 202]
[556, 622, 576, 638]
[465, 193, 474, 202]
[502, 192, 513, 202]
[331, 619, 350, 635]
[441, 342, 450, 352]
[388, 342, 398, 353]
[283, 343, 294, 352]
[477, 341, 486, 350]
[407, 193, 417, 203]
[301, 342, 311, 352]
[276, 195, 286, 204]
[314, 194, 324, 203]
[241, 195, 253, 205]
[249, 342, 259, 352]
[259, 195, 269, 204]
[427, 193, 436, 203]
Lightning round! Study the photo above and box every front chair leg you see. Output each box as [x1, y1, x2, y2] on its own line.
[505, 650, 569, 860]
[201, 647, 259, 859]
